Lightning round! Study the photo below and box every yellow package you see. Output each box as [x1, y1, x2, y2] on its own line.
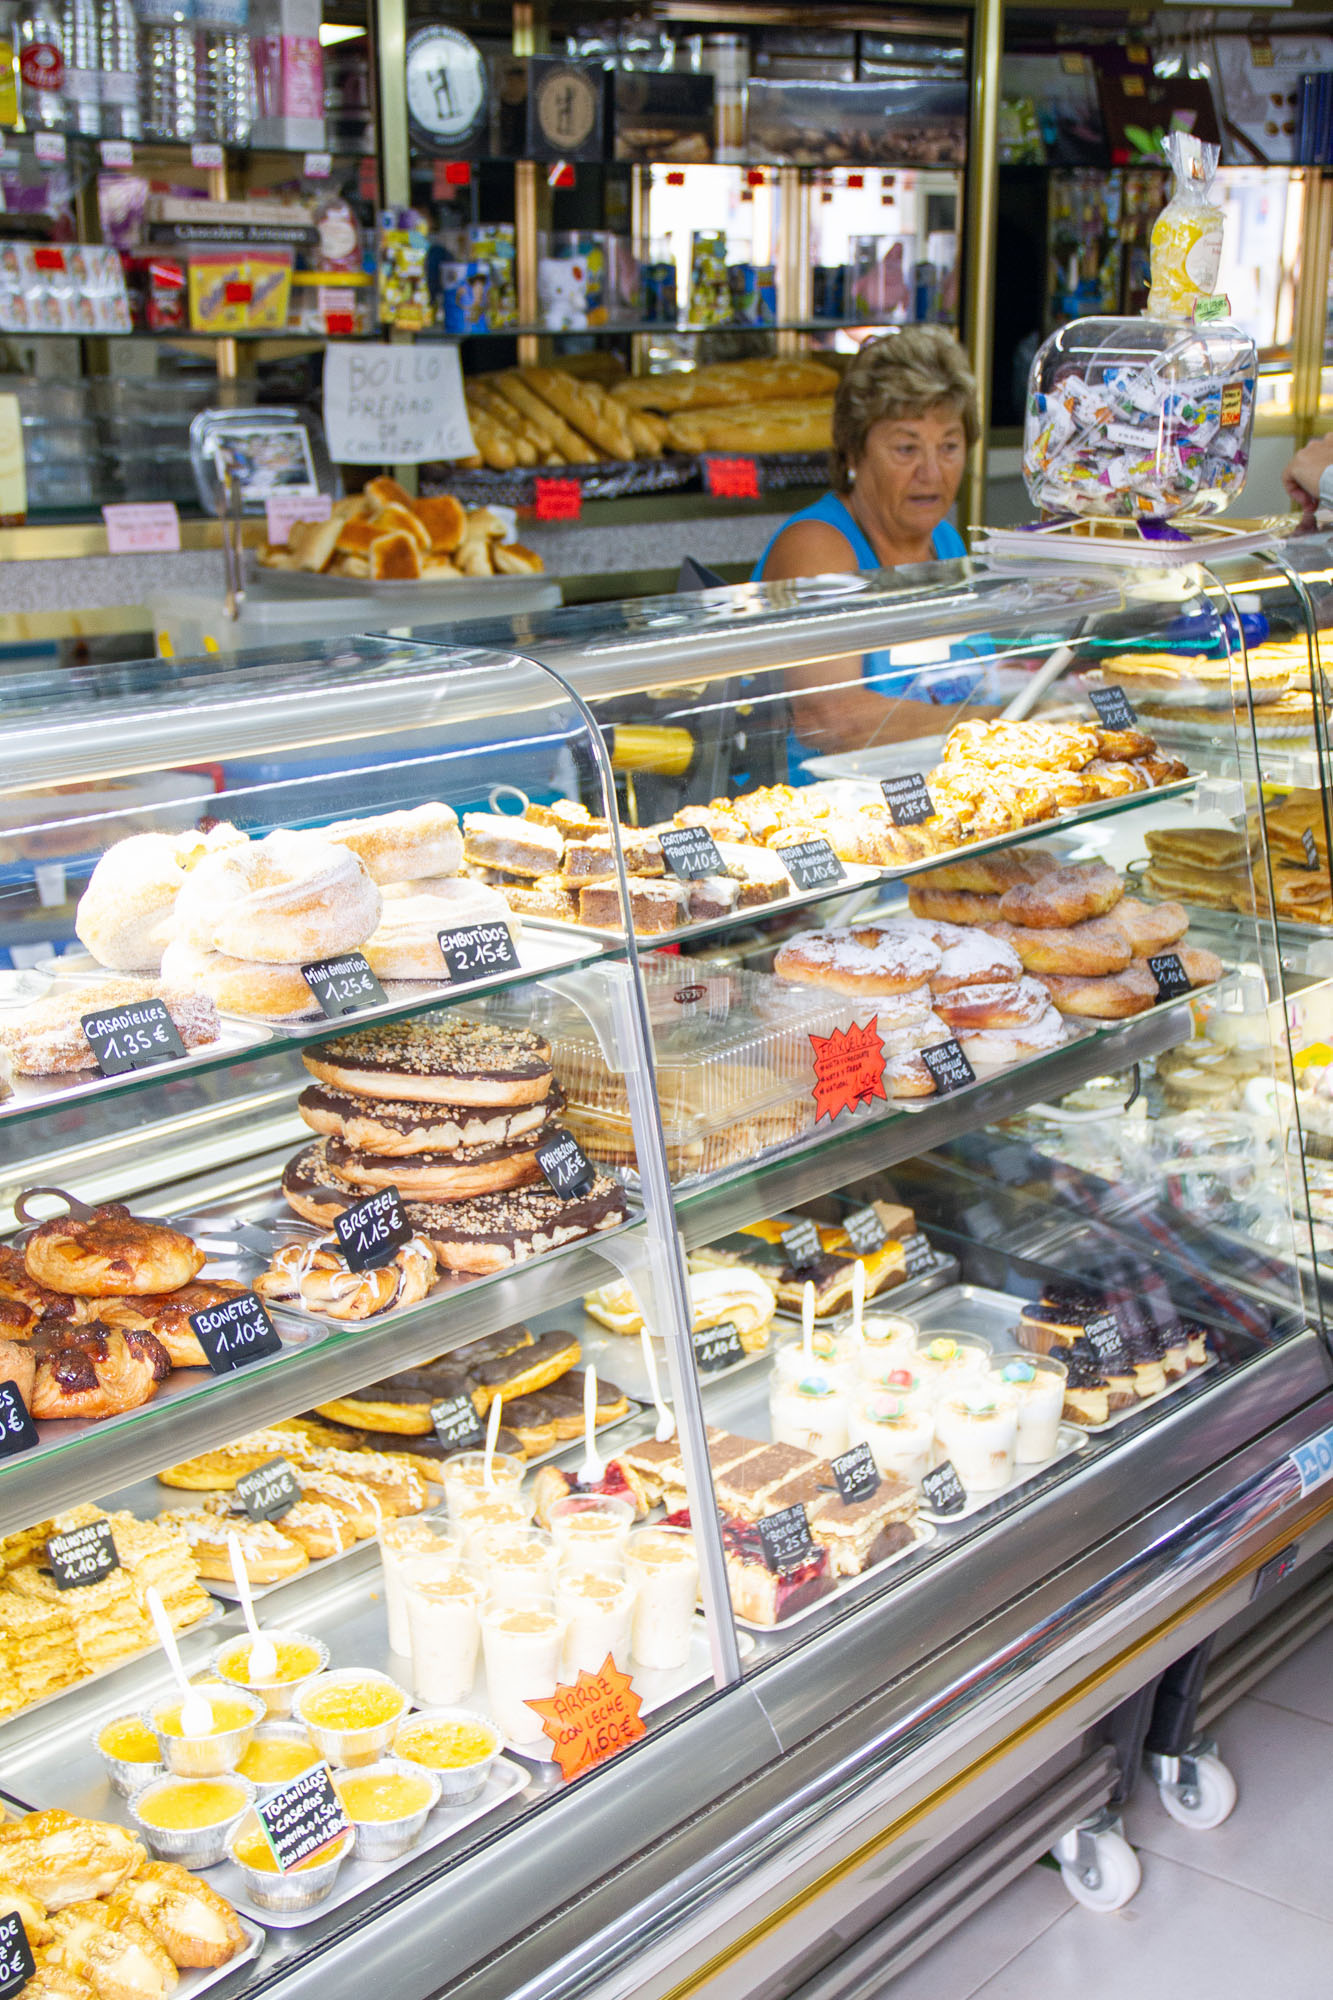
[188, 252, 250, 333]
[245, 250, 293, 330]
[1146, 131, 1223, 321]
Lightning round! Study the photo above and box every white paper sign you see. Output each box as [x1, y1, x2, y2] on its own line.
[102, 502, 181, 553]
[265, 489, 331, 546]
[323, 343, 476, 466]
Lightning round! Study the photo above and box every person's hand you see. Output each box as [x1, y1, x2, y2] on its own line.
[1282, 435, 1333, 518]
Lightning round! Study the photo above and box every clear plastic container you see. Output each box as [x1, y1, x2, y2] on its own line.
[1023, 315, 1257, 521]
[491, 961, 867, 1187]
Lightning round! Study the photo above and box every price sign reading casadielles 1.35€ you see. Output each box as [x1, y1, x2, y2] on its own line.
[80, 996, 187, 1078]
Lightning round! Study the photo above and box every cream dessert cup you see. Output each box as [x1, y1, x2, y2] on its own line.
[912, 1332, 994, 1404]
[855, 1311, 920, 1368]
[479, 1596, 568, 1749]
[441, 1450, 528, 1527]
[554, 1568, 636, 1678]
[470, 1526, 558, 1607]
[457, 1496, 531, 1557]
[768, 1344, 852, 1457]
[849, 1384, 936, 1485]
[402, 1556, 485, 1707]
[379, 1520, 457, 1656]
[934, 1385, 1019, 1493]
[991, 1351, 1067, 1463]
[624, 1525, 699, 1672]
[546, 1495, 634, 1576]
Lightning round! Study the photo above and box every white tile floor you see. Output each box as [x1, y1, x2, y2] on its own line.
[887, 1620, 1333, 1999]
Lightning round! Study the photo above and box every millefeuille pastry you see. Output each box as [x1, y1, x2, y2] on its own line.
[461, 813, 564, 879]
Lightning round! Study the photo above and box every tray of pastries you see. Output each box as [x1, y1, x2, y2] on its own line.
[255, 477, 545, 586]
[688, 1205, 949, 1320]
[1142, 798, 1333, 933]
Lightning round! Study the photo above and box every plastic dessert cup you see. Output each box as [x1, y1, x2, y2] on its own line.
[227, 1813, 354, 1914]
[624, 1525, 698, 1672]
[912, 1332, 994, 1402]
[849, 1385, 936, 1485]
[150, 1682, 266, 1778]
[332, 1757, 440, 1862]
[991, 1350, 1068, 1463]
[93, 1714, 165, 1798]
[934, 1385, 1019, 1493]
[129, 1772, 256, 1866]
[212, 1630, 330, 1719]
[479, 1596, 568, 1749]
[546, 1495, 634, 1577]
[393, 1708, 502, 1806]
[457, 1496, 531, 1557]
[554, 1567, 636, 1678]
[856, 1310, 919, 1358]
[292, 1668, 410, 1768]
[768, 1345, 852, 1457]
[402, 1557, 485, 1707]
[441, 1451, 527, 1526]
[469, 1526, 558, 1607]
[234, 1722, 324, 1798]
[378, 1520, 458, 1656]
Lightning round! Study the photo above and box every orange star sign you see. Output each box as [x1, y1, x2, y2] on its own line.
[810, 1018, 888, 1122]
[526, 1654, 646, 1782]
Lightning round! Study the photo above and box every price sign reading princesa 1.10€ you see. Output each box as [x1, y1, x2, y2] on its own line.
[526, 1654, 646, 1781]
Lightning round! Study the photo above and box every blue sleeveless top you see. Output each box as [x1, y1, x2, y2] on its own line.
[752, 493, 979, 776]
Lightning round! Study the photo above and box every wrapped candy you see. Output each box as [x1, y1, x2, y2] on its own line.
[1022, 316, 1257, 522]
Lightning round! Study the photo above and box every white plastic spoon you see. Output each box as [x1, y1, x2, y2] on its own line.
[851, 1258, 866, 1349]
[482, 1394, 503, 1491]
[146, 1585, 213, 1740]
[580, 1363, 604, 1486]
[640, 1328, 675, 1442]
[227, 1532, 277, 1684]
[802, 1280, 815, 1367]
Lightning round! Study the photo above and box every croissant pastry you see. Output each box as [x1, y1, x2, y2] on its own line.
[29, 1319, 170, 1422]
[0, 1812, 143, 1909]
[24, 1205, 204, 1301]
[46, 1904, 178, 2000]
[97, 1280, 250, 1369]
[25, 1967, 95, 2000]
[108, 1863, 246, 1971]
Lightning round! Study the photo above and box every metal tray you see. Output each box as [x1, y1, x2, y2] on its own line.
[0, 1015, 276, 1127]
[916, 1422, 1087, 1524]
[731, 1519, 938, 1633]
[525, 863, 883, 949]
[180, 1920, 265, 1995]
[222, 1759, 529, 1931]
[911, 1283, 1217, 1432]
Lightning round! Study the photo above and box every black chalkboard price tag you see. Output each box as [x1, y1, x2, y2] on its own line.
[692, 1320, 745, 1374]
[1147, 951, 1191, 1003]
[0, 1910, 36, 1994]
[781, 1219, 823, 1272]
[1303, 827, 1320, 870]
[842, 1205, 887, 1256]
[832, 1442, 881, 1506]
[335, 1186, 412, 1272]
[1083, 1310, 1129, 1372]
[438, 921, 519, 983]
[431, 1394, 486, 1453]
[881, 772, 935, 827]
[780, 838, 846, 894]
[757, 1502, 816, 1573]
[189, 1291, 284, 1375]
[536, 1127, 596, 1200]
[919, 1038, 976, 1095]
[301, 951, 386, 1019]
[47, 1515, 120, 1589]
[1089, 684, 1138, 730]
[900, 1231, 936, 1279]
[658, 823, 726, 881]
[921, 1461, 967, 1516]
[235, 1457, 300, 1523]
[80, 996, 187, 1078]
[257, 1764, 350, 1874]
[0, 1380, 38, 1459]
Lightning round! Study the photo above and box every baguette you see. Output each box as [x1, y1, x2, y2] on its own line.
[665, 396, 834, 455]
[492, 372, 605, 464]
[466, 386, 539, 467]
[624, 409, 665, 456]
[524, 367, 635, 461]
[462, 407, 519, 471]
[612, 356, 839, 413]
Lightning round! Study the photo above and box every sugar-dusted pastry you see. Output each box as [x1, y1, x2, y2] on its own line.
[74, 825, 244, 973]
[323, 802, 462, 884]
[773, 924, 941, 995]
[158, 939, 320, 1023]
[983, 916, 1133, 977]
[172, 828, 381, 964]
[0, 980, 221, 1077]
[461, 812, 564, 879]
[996, 860, 1125, 929]
[362, 882, 518, 981]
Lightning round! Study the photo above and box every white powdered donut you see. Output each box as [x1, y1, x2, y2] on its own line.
[172, 829, 381, 964]
[160, 937, 321, 1021]
[363, 882, 520, 980]
[76, 833, 184, 971]
[773, 924, 941, 995]
[957, 1004, 1067, 1068]
[324, 803, 463, 884]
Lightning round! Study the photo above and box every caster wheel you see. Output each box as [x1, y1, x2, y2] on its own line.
[1158, 1752, 1237, 1830]
[1059, 1830, 1142, 1912]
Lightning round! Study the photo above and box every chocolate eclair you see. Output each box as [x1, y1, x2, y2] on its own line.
[314, 1360, 475, 1435]
[323, 1128, 552, 1202]
[306, 1410, 524, 1464]
[298, 1079, 564, 1157]
[469, 1330, 584, 1413]
[303, 1016, 554, 1108]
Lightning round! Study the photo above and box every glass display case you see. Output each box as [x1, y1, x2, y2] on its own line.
[2, 552, 1333, 2000]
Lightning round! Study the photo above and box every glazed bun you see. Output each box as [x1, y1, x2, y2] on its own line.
[172, 829, 381, 964]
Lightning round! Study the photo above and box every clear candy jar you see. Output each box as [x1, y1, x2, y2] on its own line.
[1023, 315, 1257, 522]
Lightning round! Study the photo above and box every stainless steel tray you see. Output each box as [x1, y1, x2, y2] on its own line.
[731, 1519, 938, 1633]
[0, 1015, 276, 1126]
[915, 1422, 1088, 1523]
[180, 1919, 265, 1995]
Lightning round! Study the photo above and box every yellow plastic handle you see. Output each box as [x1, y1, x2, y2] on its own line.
[607, 725, 694, 777]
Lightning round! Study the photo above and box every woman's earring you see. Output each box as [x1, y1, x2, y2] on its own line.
[846, 466, 856, 486]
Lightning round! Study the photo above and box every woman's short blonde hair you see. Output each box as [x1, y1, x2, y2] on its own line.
[831, 327, 979, 492]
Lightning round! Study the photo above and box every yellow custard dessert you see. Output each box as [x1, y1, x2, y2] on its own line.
[232, 1825, 341, 1874]
[155, 1686, 257, 1739]
[98, 1716, 160, 1763]
[137, 1778, 249, 1830]
[236, 1738, 321, 1785]
[395, 1719, 496, 1771]
[217, 1638, 322, 1688]
[335, 1771, 433, 1823]
[300, 1681, 405, 1731]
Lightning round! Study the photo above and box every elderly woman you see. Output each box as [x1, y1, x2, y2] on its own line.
[754, 326, 981, 761]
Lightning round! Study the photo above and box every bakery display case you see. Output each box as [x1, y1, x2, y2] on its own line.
[3, 554, 1333, 2000]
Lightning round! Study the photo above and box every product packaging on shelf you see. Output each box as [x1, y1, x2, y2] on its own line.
[1146, 132, 1224, 322]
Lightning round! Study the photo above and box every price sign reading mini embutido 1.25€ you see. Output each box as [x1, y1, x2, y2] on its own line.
[335, 1186, 413, 1272]
[438, 921, 519, 983]
[189, 1291, 284, 1375]
[80, 996, 187, 1078]
[301, 950, 386, 1019]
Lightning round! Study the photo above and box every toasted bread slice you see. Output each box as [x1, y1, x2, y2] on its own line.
[331, 493, 370, 525]
[335, 516, 378, 556]
[288, 513, 342, 572]
[365, 474, 415, 513]
[372, 501, 431, 551]
[413, 493, 467, 554]
[369, 530, 423, 581]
